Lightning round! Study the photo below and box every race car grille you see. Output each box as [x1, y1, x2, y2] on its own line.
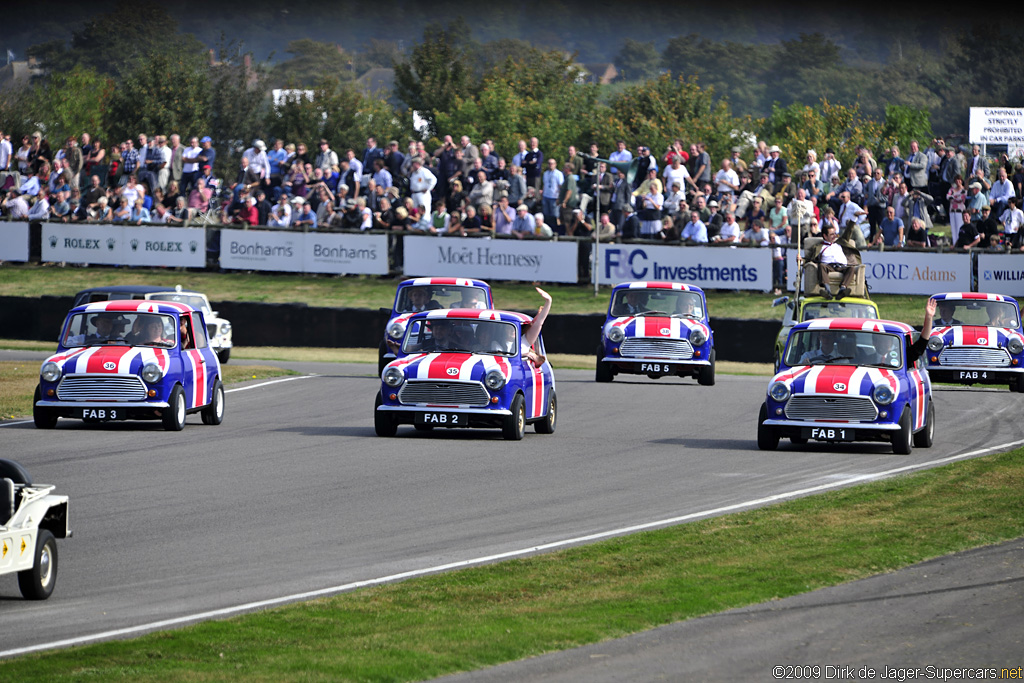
[398, 380, 490, 407]
[207, 324, 217, 338]
[938, 347, 1010, 367]
[785, 395, 878, 421]
[620, 338, 694, 359]
[56, 375, 148, 401]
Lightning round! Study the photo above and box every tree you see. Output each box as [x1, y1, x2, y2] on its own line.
[393, 20, 477, 136]
[756, 100, 890, 170]
[269, 39, 355, 87]
[615, 39, 661, 81]
[105, 49, 212, 143]
[208, 38, 270, 179]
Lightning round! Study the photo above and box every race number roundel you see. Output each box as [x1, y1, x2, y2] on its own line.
[660, 328, 671, 335]
[104, 361, 116, 371]
[978, 337, 987, 344]
[446, 367, 459, 376]
[833, 382, 846, 391]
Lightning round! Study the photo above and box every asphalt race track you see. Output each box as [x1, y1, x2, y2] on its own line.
[2, 354, 1022, 665]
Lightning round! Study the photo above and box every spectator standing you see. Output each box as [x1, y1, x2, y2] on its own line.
[874, 205, 905, 247]
[169, 134, 183, 187]
[1000, 197, 1024, 249]
[408, 158, 436, 217]
[763, 145, 787, 191]
[182, 137, 203, 192]
[558, 162, 579, 228]
[541, 158, 563, 230]
[947, 176, 968, 244]
[967, 145, 990, 180]
[523, 137, 544, 193]
[990, 166, 1015, 218]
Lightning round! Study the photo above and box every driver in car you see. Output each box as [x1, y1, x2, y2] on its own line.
[406, 287, 442, 313]
[676, 296, 701, 317]
[799, 330, 838, 364]
[420, 319, 472, 352]
[618, 290, 649, 316]
[476, 323, 516, 354]
[459, 290, 487, 309]
[85, 313, 126, 343]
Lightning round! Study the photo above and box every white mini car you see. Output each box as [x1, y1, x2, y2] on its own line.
[1, 459, 71, 600]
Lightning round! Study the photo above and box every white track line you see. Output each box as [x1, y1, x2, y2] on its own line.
[0, 376, 318, 429]
[3, 436, 1022, 659]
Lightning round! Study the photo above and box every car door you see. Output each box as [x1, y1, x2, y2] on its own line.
[179, 312, 215, 409]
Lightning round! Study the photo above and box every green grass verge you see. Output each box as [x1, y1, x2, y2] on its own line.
[3, 448, 1021, 681]
[0, 263, 932, 323]
[0, 361, 297, 420]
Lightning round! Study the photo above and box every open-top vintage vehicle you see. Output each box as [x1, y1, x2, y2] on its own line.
[1, 459, 71, 600]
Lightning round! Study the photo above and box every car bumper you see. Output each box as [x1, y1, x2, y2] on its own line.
[603, 356, 711, 374]
[377, 405, 513, 428]
[927, 366, 1023, 384]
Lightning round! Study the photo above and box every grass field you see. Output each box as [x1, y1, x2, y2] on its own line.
[1, 447, 1021, 681]
[0, 264, 933, 324]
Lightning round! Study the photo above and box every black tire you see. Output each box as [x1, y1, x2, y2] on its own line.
[1013, 374, 1024, 393]
[33, 386, 57, 429]
[595, 345, 613, 382]
[757, 403, 779, 451]
[162, 385, 186, 431]
[374, 392, 397, 437]
[892, 407, 913, 455]
[535, 392, 557, 434]
[503, 394, 526, 441]
[698, 349, 716, 386]
[18, 530, 57, 600]
[201, 379, 225, 425]
[913, 401, 934, 448]
[0, 458, 32, 485]
[378, 339, 389, 376]
[217, 348, 231, 364]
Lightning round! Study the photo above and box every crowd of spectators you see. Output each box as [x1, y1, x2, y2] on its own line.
[4, 127, 1024, 263]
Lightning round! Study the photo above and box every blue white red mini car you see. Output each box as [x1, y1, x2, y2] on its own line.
[378, 277, 493, 373]
[758, 318, 933, 454]
[925, 292, 1024, 392]
[34, 300, 225, 431]
[597, 281, 715, 385]
[375, 309, 555, 440]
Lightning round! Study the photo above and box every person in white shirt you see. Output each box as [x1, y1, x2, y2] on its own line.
[713, 159, 741, 207]
[407, 158, 436, 216]
[181, 137, 203, 192]
[713, 212, 741, 243]
[608, 140, 632, 165]
[0, 130, 12, 173]
[787, 188, 815, 234]
[990, 166, 1015, 217]
[835, 191, 868, 241]
[1000, 197, 1024, 249]
[663, 156, 692, 196]
[805, 223, 858, 299]
[741, 220, 771, 246]
[18, 172, 40, 197]
[268, 195, 292, 228]
[27, 188, 50, 221]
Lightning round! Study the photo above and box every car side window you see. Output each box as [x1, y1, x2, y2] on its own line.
[180, 316, 195, 349]
[191, 316, 209, 349]
[783, 302, 795, 325]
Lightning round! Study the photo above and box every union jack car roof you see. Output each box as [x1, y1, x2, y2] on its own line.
[73, 300, 197, 316]
[399, 277, 491, 288]
[931, 292, 1017, 304]
[611, 281, 704, 293]
[792, 317, 915, 335]
[407, 308, 534, 324]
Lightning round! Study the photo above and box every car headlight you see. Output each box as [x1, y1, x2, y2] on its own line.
[484, 369, 506, 391]
[690, 329, 707, 346]
[607, 326, 625, 343]
[927, 336, 944, 352]
[220, 322, 232, 336]
[768, 381, 790, 402]
[382, 366, 405, 387]
[41, 362, 61, 383]
[142, 363, 165, 384]
[387, 320, 407, 340]
[1008, 337, 1024, 355]
[873, 384, 895, 405]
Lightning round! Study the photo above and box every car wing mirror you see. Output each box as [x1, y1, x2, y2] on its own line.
[771, 296, 789, 308]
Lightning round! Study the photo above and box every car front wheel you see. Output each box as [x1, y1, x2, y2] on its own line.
[374, 392, 397, 437]
[698, 349, 716, 386]
[217, 349, 231, 364]
[18, 530, 58, 600]
[757, 403, 779, 451]
[535, 392, 557, 434]
[892, 407, 913, 455]
[595, 345, 613, 383]
[163, 385, 187, 431]
[33, 386, 57, 429]
[503, 394, 525, 440]
[913, 401, 934, 448]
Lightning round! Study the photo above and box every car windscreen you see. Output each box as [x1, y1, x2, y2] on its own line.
[934, 300, 1019, 328]
[402, 319, 517, 356]
[62, 312, 177, 348]
[784, 329, 903, 368]
[149, 293, 210, 313]
[801, 301, 878, 321]
[610, 290, 704, 318]
[396, 285, 489, 312]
